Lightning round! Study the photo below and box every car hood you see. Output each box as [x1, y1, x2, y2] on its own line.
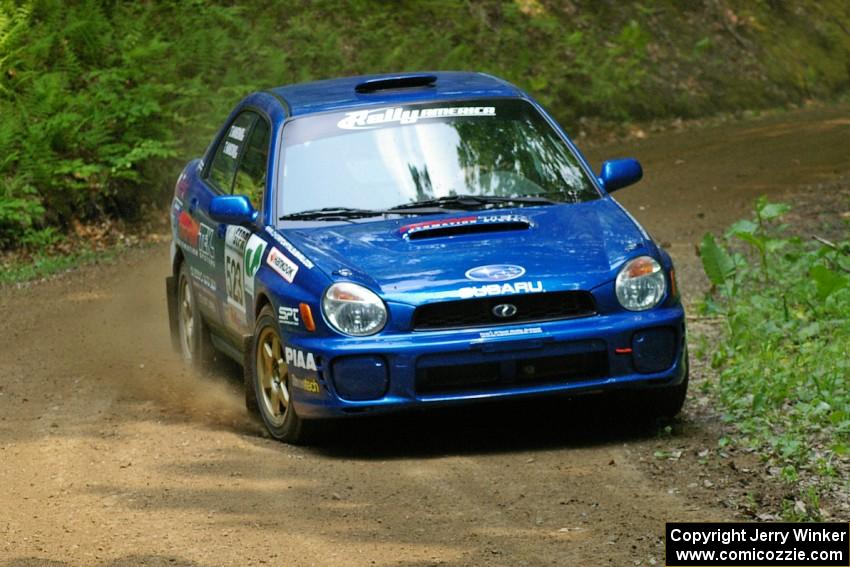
[277, 199, 653, 305]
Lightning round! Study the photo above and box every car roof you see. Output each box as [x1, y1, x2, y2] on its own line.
[267, 71, 524, 117]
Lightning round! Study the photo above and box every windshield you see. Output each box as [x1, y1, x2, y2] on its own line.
[277, 98, 598, 218]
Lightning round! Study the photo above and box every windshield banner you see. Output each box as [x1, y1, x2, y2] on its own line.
[337, 106, 495, 130]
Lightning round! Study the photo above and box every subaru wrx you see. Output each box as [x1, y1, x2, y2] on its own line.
[165, 72, 688, 443]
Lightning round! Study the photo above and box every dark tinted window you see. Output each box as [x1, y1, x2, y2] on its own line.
[208, 112, 256, 192]
[233, 117, 270, 211]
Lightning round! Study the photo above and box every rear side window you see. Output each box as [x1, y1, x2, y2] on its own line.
[208, 112, 257, 192]
[233, 118, 270, 211]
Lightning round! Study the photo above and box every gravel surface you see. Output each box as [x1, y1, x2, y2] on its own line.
[1, 103, 848, 566]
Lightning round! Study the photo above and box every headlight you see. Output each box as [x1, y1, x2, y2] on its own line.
[322, 282, 387, 336]
[615, 256, 666, 311]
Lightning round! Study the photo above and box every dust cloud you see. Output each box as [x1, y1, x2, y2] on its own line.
[52, 246, 255, 432]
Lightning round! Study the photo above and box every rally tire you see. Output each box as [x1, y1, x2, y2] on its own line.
[249, 305, 318, 444]
[176, 263, 215, 371]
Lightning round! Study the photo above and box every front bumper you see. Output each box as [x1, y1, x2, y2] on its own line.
[288, 305, 687, 419]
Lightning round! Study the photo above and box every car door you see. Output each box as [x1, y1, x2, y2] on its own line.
[208, 110, 271, 339]
[194, 111, 258, 331]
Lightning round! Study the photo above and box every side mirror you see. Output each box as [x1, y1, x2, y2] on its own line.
[209, 195, 257, 225]
[598, 158, 643, 192]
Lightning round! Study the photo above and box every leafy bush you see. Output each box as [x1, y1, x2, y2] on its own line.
[700, 198, 849, 514]
[0, 0, 651, 248]
[0, 1, 178, 246]
[1, 1, 849, 249]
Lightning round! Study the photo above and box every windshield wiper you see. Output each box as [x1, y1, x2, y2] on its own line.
[280, 206, 447, 221]
[280, 207, 384, 221]
[388, 194, 558, 211]
[279, 195, 557, 221]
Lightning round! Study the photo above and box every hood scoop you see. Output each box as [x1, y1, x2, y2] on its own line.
[401, 214, 532, 241]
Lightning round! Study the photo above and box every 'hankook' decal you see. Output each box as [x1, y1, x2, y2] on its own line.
[267, 248, 298, 283]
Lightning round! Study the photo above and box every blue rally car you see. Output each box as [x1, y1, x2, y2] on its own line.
[165, 72, 688, 443]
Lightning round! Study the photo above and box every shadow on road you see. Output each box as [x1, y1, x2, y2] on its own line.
[298, 393, 672, 460]
[200, 341, 675, 460]
[1, 556, 207, 567]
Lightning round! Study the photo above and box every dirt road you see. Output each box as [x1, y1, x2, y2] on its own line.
[1, 104, 848, 567]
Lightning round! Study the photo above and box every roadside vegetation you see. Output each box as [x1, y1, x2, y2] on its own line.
[1, 0, 849, 251]
[0, 243, 122, 285]
[699, 198, 850, 519]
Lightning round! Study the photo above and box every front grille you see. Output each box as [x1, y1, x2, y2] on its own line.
[415, 350, 608, 395]
[412, 291, 596, 330]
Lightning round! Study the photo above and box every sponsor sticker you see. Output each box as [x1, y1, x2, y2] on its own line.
[177, 210, 200, 248]
[479, 327, 543, 339]
[338, 106, 496, 130]
[400, 215, 477, 236]
[228, 124, 246, 142]
[189, 266, 217, 292]
[284, 347, 317, 371]
[225, 226, 251, 322]
[264, 227, 314, 269]
[266, 247, 299, 283]
[290, 374, 320, 394]
[198, 223, 215, 267]
[458, 280, 543, 299]
[400, 214, 528, 238]
[278, 306, 300, 327]
[243, 234, 267, 297]
[223, 141, 239, 159]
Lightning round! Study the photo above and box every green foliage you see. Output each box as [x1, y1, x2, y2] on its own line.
[0, 243, 120, 285]
[0, 0, 178, 247]
[1, 0, 849, 249]
[700, 233, 735, 286]
[700, 199, 850, 518]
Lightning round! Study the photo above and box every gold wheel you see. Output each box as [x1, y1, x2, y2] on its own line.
[256, 326, 289, 427]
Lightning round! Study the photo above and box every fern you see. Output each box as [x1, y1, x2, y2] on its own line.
[0, 0, 848, 249]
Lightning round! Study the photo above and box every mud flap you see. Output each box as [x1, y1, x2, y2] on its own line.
[242, 334, 259, 414]
[165, 276, 180, 353]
